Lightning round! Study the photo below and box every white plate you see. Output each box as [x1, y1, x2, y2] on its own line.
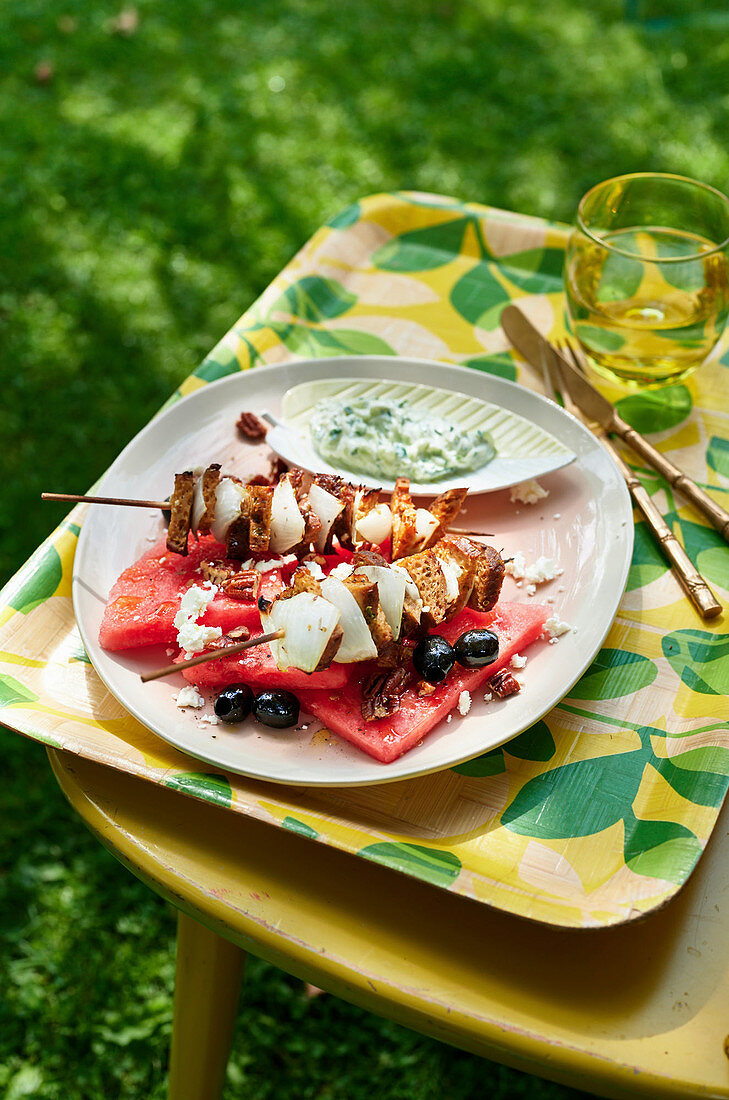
[73, 356, 634, 787]
[263, 375, 576, 494]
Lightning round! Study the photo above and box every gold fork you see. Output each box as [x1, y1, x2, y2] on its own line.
[546, 342, 722, 620]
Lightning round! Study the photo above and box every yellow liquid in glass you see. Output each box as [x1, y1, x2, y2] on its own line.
[566, 227, 729, 384]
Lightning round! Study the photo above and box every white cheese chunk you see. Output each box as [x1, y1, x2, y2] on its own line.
[509, 479, 549, 505]
[543, 615, 572, 638]
[510, 653, 528, 669]
[457, 690, 472, 716]
[174, 584, 222, 658]
[175, 685, 205, 709]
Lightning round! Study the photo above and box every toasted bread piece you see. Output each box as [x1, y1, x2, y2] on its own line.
[468, 544, 505, 612]
[344, 573, 393, 651]
[167, 471, 195, 555]
[390, 478, 419, 560]
[351, 486, 381, 543]
[197, 464, 221, 534]
[246, 484, 274, 552]
[422, 486, 468, 548]
[433, 535, 481, 617]
[397, 547, 448, 628]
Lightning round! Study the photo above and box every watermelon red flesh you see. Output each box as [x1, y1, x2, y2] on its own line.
[298, 602, 549, 764]
[181, 641, 351, 690]
[98, 535, 283, 651]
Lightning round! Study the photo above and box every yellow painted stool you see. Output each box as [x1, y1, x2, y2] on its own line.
[48, 748, 729, 1100]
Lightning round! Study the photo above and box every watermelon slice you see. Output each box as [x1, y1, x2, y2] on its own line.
[181, 639, 351, 691]
[298, 602, 549, 763]
[99, 535, 283, 651]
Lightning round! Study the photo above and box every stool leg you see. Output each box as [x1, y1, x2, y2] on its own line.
[168, 911, 246, 1100]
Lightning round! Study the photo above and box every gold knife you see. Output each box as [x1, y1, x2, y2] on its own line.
[501, 304, 729, 545]
[501, 304, 722, 620]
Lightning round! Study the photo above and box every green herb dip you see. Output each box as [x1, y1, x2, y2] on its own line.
[309, 397, 496, 482]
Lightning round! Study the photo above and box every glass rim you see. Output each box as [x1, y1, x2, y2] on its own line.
[576, 172, 729, 262]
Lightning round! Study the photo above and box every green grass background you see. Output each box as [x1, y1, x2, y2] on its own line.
[2, 1, 729, 1096]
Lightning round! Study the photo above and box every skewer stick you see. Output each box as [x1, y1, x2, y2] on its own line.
[449, 527, 495, 537]
[140, 629, 285, 683]
[42, 493, 168, 509]
[42, 493, 495, 537]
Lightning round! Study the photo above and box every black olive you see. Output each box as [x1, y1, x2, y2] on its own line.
[253, 689, 300, 729]
[161, 496, 171, 524]
[413, 635, 455, 684]
[454, 629, 499, 669]
[214, 683, 254, 724]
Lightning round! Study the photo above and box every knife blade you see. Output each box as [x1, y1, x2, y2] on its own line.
[500, 303, 729, 543]
[501, 304, 614, 429]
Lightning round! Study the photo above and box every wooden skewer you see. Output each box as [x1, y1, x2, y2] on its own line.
[140, 629, 285, 683]
[42, 493, 168, 509]
[42, 493, 496, 537]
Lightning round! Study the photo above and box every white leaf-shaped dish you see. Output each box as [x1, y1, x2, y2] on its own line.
[264, 376, 575, 495]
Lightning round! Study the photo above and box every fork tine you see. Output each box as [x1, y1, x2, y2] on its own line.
[539, 341, 558, 402]
[558, 336, 588, 375]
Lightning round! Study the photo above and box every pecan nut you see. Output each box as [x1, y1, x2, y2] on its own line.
[361, 667, 412, 722]
[223, 569, 261, 602]
[200, 559, 237, 586]
[236, 411, 268, 439]
[488, 669, 521, 699]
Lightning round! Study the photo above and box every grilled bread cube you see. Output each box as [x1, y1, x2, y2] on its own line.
[422, 486, 468, 548]
[344, 572, 393, 652]
[391, 478, 419, 559]
[166, 471, 195, 555]
[468, 544, 505, 612]
[197, 464, 221, 534]
[246, 484, 274, 552]
[396, 547, 448, 628]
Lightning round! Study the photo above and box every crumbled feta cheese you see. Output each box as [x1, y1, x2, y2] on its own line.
[510, 653, 528, 669]
[254, 557, 283, 573]
[510, 479, 549, 505]
[446, 714, 453, 723]
[524, 556, 563, 584]
[303, 560, 326, 581]
[483, 692, 493, 704]
[174, 584, 222, 658]
[457, 690, 472, 716]
[525, 584, 537, 597]
[505, 551, 527, 581]
[543, 615, 572, 639]
[506, 553, 562, 588]
[328, 562, 353, 580]
[553, 513, 561, 520]
[200, 713, 219, 725]
[175, 685, 205, 709]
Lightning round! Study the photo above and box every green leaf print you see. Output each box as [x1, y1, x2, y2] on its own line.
[327, 201, 360, 229]
[567, 648, 657, 701]
[449, 261, 511, 329]
[5, 544, 63, 614]
[194, 342, 241, 382]
[502, 749, 647, 839]
[359, 842, 461, 887]
[662, 629, 729, 695]
[269, 321, 394, 359]
[626, 522, 665, 592]
[505, 720, 556, 761]
[656, 756, 729, 808]
[615, 385, 692, 433]
[372, 217, 471, 272]
[269, 276, 356, 322]
[451, 748, 505, 777]
[498, 248, 565, 294]
[0, 674, 38, 707]
[707, 435, 729, 479]
[573, 324, 625, 353]
[282, 816, 318, 839]
[624, 817, 702, 883]
[465, 354, 518, 381]
[165, 773, 232, 808]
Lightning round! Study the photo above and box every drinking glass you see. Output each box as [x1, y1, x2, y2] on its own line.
[564, 172, 729, 386]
